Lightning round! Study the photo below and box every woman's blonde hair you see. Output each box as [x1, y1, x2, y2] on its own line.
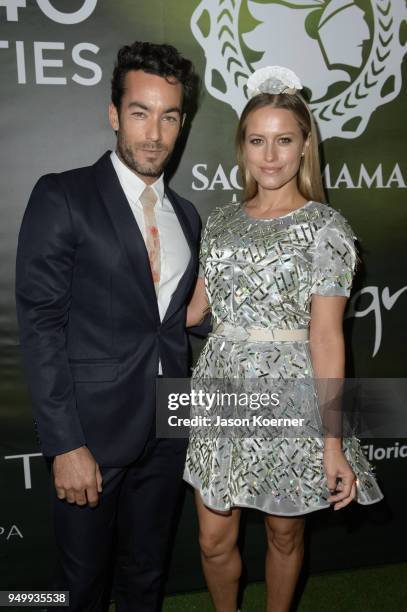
[235, 92, 326, 203]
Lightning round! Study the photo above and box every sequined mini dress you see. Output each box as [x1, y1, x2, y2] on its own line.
[183, 200, 384, 515]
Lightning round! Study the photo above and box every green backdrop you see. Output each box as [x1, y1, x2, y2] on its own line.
[0, 0, 406, 594]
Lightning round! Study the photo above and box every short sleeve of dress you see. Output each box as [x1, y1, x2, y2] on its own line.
[311, 211, 358, 297]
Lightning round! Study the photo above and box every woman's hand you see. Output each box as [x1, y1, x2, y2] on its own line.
[323, 447, 356, 510]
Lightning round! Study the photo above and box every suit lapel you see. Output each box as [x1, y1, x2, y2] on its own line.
[92, 152, 197, 326]
[92, 152, 160, 322]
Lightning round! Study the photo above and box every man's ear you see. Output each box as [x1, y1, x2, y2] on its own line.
[109, 102, 120, 132]
[176, 113, 187, 141]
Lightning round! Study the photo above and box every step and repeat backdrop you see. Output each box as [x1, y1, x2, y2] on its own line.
[1, 0, 406, 593]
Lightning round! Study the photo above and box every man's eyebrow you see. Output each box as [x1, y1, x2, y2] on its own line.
[127, 101, 149, 110]
[127, 101, 182, 115]
[164, 106, 182, 115]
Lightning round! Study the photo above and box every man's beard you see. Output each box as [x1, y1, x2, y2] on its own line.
[117, 135, 171, 178]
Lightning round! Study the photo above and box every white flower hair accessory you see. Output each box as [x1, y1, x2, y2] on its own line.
[247, 66, 303, 97]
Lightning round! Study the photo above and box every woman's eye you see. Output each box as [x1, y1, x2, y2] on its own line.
[279, 137, 292, 144]
[250, 138, 263, 145]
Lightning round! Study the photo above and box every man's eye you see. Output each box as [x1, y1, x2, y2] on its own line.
[163, 115, 178, 123]
[132, 112, 146, 118]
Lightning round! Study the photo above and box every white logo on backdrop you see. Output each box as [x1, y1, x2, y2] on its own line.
[0, 0, 97, 23]
[0, 0, 101, 85]
[0, 525, 23, 540]
[347, 285, 407, 357]
[191, 162, 407, 191]
[362, 442, 407, 461]
[4, 452, 42, 489]
[191, 0, 407, 141]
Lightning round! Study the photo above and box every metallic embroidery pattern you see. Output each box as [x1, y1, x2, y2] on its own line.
[184, 201, 384, 515]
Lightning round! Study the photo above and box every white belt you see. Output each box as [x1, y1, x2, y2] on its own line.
[210, 322, 309, 342]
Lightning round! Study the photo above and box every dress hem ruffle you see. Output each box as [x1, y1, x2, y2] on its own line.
[183, 473, 384, 517]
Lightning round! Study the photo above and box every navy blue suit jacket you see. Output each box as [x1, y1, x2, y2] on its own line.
[16, 151, 201, 466]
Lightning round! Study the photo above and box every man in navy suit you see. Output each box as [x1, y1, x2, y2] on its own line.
[16, 41, 200, 611]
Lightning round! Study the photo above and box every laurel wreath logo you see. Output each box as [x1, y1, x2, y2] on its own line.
[191, 0, 407, 141]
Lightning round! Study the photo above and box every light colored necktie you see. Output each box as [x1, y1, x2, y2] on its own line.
[139, 186, 161, 296]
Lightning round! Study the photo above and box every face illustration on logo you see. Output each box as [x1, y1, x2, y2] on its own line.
[191, 0, 406, 141]
[244, 0, 370, 101]
[315, 0, 370, 69]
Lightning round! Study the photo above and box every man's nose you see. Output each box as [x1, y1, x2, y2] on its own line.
[145, 117, 161, 141]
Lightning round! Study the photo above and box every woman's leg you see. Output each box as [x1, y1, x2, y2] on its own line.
[195, 491, 242, 612]
[264, 514, 305, 612]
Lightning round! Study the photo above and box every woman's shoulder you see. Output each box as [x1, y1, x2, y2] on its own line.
[309, 202, 356, 237]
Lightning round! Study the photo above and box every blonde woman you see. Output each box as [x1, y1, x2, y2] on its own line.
[184, 67, 383, 612]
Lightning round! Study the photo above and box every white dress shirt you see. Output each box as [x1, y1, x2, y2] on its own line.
[110, 151, 191, 373]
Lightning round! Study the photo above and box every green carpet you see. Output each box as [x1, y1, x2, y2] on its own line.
[109, 563, 407, 611]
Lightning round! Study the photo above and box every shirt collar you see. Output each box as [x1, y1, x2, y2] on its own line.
[110, 150, 164, 208]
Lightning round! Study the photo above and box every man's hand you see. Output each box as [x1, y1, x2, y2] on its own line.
[52, 446, 103, 507]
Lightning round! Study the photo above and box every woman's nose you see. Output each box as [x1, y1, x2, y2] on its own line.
[264, 142, 275, 161]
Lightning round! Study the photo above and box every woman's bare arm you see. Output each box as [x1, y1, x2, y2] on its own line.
[187, 277, 211, 327]
[309, 294, 347, 447]
[309, 294, 356, 509]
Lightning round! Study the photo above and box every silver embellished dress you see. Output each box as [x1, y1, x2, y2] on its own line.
[183, 200, 384, 515]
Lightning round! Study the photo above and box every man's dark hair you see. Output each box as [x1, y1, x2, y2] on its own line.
[111, 41, 196, 112]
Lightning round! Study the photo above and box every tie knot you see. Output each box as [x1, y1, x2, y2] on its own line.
[139, 186, 158, 210]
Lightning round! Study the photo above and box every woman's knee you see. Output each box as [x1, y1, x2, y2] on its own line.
[265, 518, 305, 556]
[199, 527, 237, 561]
[195, 494, 240, 561]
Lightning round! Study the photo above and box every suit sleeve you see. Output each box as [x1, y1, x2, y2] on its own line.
[15, 175, 86, 457]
